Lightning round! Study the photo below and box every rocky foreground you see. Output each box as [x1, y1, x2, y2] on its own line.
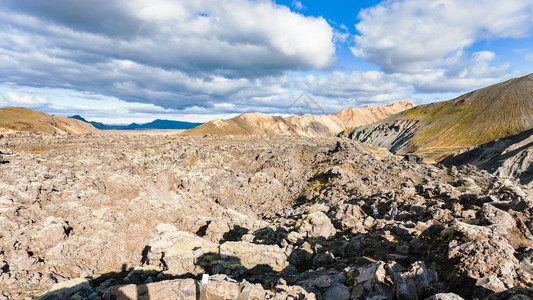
[0, 132, 532, 299]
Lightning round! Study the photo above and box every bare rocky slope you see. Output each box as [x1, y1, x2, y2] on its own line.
[179, 101, 414, 137]
[1, 132, 532, 299]
[343, 74, 533, 162]
[0, 107, 99, 134]
[441, 128, 533, 188]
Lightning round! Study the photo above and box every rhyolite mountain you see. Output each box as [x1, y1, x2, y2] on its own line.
[343, 74, 533, 162]
[179, 101, 414, 137]
[0, 107, 99, 134]
[70, 115, 203, 130]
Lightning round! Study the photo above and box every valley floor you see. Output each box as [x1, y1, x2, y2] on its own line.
[0, 132, 532, 299]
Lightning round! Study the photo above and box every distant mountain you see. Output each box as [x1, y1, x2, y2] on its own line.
[179, 101, 414, 137]
[126, 119, 202, 130]
[70, 115, 109, 130]
[69, 116, 203, 130]
[343, 74, 533, 162]
[0, 107, 99, 134]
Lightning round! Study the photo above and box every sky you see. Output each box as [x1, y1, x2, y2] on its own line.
[0, 0, 532, 124]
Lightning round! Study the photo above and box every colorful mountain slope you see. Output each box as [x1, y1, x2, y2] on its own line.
[344, 74, 533, 161]
[0, 107, 99, 134]
[179, 101, 414, 137]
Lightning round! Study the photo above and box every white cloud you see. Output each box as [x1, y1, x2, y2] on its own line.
[295, 70, 410, 104]
[292, 1, 304, 10]
[2, 0, 334, 77]
[397, 50, 515, 93]
[515, 49, 533, 62]
[0, 0, 334, 111]
[352, 0, 533, 73]
[1, 92, 49, 107]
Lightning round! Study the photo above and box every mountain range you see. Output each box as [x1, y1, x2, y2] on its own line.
[70, 115, 203, 130]
[179, 101, 415, 137]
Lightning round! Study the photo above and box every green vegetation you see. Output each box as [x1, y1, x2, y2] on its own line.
[350, 74, 533, 161]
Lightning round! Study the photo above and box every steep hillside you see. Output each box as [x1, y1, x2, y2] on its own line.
[0, 107, 99, 134]
[337, 101, 415, 128]
[179, 101, 414, 137]
[344, 74, 533, 161]
[441, 128, 533, 187]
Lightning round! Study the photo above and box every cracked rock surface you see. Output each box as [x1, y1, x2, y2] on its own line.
[0, 132, 532, 299]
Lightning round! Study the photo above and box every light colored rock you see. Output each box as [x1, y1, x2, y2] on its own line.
[103, 278, 197, 300]
[424, 293, 464, 300]
[205, 209, 267, 242]
[474, 275, 506, 298]
[240, 279, 266, 299]
[219, 241, 289, 272]
[298, 211, 336, 239]
[36, 278, 91, 300]
[147, 224, 219, 275]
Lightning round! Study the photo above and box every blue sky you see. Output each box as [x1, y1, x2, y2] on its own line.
[0, 0, 532, 124]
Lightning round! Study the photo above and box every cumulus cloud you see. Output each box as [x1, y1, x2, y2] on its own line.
[1, 92, 49, 107]
[295, 71, 409, 104]
[397, 50, 515, 93]
[2, 0, 334, 76]
[352, 0, 533, 73]
[0, 0, 335, 110]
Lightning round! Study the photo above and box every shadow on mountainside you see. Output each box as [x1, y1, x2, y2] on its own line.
[441, 128, 533, 186]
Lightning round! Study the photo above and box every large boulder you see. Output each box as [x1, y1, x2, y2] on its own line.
[352, 261, 394, 299]
[204, 209, 267, 242]
[103, 278, 198, 300]
[298, 211, 336, 239]
[219, 241, 289, 272]
[333, 203, 365, 230]
[394, 261, 439, 300]
[479, 204, 515, 227]
[473, 275, 507, 298]
[31, 216, 72, 250]
[103, 275, 259, 300]
[443, 222, 518, 293]
[36, 278, 91, 300]
[147, 224, 219, 275]
[424, 293, 464, 300]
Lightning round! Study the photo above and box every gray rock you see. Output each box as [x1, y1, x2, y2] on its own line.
[394, 261, 438, 300]
[479, 203, 515, 227]
[322, 282, 349, 300]
[473, 275, 506, 298]
[298, 211, 336, 239]
[424, 293, 464, 300]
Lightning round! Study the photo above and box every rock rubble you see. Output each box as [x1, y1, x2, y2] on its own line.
[0, 132, 531, 299]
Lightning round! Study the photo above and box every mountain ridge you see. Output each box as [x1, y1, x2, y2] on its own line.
[70, 115, 203, 130]
[343, 73, 533, 161]
[0, 107, 99, 134]
[179, 101, 415, 137]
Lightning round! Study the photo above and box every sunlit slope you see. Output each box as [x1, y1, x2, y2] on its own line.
[179, 101, 414, 137]
[0, 107, 99, 134]
[345, 74, 533, 160]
